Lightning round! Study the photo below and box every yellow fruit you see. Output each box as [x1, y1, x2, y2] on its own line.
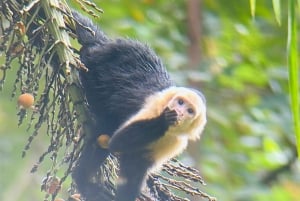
[45, 176, 61, 194]
[97, 134, 110, 149]
[17, 93, 34, 109]
[54, 198, 65, 201]
[70, 193, 81, 201]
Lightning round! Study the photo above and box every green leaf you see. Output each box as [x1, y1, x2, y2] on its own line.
[287, 0, 300, 157]
[272, 0, 282, 25]
[249, 0, 256, 17]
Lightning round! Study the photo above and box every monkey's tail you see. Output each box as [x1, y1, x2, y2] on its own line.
[72, 11, 109, 47]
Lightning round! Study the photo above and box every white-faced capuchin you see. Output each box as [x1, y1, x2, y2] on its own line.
[71, 12, 207, 201]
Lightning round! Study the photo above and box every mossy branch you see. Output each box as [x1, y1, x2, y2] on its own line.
[40, 0, 90, 124]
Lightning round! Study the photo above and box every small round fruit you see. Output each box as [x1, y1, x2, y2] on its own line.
[17, 93, 34, 109]
[97, 134, 110, 149]
[54, 198, 65, 201]
[70, 193, 81, 201]
[45, 176, 61, 194]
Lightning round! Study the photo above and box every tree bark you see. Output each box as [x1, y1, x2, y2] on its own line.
[187, 0, 202, 68]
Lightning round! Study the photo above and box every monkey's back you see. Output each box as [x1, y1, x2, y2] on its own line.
[80, 39, 173, 132]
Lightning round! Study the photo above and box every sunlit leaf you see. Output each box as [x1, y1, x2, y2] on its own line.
[250, 0, 256, 17]
[272, 0, 282, 25]
[287, 0, 300, 157]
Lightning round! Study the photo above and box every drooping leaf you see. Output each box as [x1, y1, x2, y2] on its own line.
[272, 0, 282, 25]
[250, 0, 256, 17]
[287, 0, 300, 157]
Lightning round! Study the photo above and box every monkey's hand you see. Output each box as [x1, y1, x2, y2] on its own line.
[162, 107, 179, 126]
[109, 108, 178, 153]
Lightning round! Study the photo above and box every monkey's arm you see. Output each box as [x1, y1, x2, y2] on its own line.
[109, 108, 177, 153]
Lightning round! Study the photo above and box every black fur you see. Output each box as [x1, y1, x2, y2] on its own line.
[72, 12, 174, 201]
[116, 152, 151, 201]
[109, 108, 178, 153]
[109, 107, 178, 201]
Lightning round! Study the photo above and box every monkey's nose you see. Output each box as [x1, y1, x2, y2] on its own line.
[174, 108, 184, 117]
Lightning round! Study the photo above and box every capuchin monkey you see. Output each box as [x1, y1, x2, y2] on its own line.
[71, 12, 207, 201]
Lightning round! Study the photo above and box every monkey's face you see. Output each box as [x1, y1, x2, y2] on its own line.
[166, 89, 206, 139]
[167, 95, 197, 124]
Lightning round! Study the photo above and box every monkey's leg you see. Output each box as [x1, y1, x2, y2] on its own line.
[115, 152, 151, 201]
[72, 137, 109, 200]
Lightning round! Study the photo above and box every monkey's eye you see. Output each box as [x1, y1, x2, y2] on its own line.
[178, 98, 184, 105]
[187, 108, 194, 114]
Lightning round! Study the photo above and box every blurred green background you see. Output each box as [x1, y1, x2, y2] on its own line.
[1, 0, 299, 201]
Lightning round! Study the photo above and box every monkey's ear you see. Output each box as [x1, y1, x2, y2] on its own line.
[108, 110, 175, 153]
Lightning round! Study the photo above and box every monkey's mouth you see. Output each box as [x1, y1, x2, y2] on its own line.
[173, 109, 185, 125]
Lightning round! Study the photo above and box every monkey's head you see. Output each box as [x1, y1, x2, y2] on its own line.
[119, 86, 207, 141]
[167, 87, 207, 140]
